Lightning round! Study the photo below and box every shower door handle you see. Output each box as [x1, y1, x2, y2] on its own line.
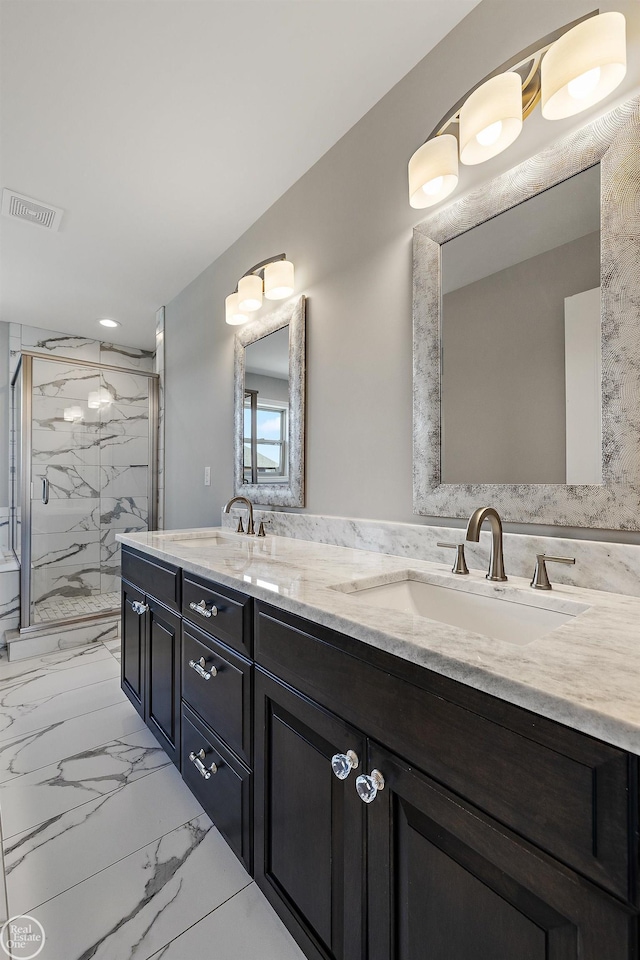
[41, 478, 49, 505]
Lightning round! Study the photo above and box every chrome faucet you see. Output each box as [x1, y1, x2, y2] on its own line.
[465, 506, 507, 582]
[223, 496, 255, 535]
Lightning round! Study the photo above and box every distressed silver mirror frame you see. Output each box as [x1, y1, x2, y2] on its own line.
[234, 295, 306, 507]
[413, 96, 640, 530]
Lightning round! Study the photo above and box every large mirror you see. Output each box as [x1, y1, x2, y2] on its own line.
[441, 164, 601, 485]
[234, 295, 305, 506]
[413, 97, 640, 529]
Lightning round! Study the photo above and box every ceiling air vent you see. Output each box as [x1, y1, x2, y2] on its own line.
[1, 189, 64, 231]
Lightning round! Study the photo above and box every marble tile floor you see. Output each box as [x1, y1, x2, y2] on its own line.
[33, 592, 120, 624]
[0, 640, 305, 960]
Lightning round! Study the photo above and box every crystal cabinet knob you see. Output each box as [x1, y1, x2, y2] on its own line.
[356, 769, 385, 803]
[331, 750, 359, 780]
[131, 601, 148, 616]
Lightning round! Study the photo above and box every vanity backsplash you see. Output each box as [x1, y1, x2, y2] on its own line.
[221, 509, 640, 599]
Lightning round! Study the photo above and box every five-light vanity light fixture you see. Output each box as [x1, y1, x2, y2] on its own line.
[408, 11, 627, 209]
[225, 254, 295, 325]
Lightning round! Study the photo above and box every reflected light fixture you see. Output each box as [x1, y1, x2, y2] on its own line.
[63, 406, 82, 422]
[408, 11, 626, 208]
[87, 389, 113, 409]
[98, 318, 120, 329]
[226, 254, 295, 325]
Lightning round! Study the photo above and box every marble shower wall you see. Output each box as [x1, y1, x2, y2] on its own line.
[9, 325, 155, 626]
[31, 360, 150, 616]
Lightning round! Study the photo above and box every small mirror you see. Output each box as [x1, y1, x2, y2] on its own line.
[234, 296, 305, 506]
[244, 327, 290, 485]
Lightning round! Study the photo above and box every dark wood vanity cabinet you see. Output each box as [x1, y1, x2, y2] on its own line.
[365, 743, 635, 960]
[121, 549, 181, 766]
[254, 601, 639, 960]
[121, 579, 146, 715]
[254, 669, 366, 960]
[121, 548, 253, 868]
[180, 568, 253, 869]
[121, 548, 640, 960]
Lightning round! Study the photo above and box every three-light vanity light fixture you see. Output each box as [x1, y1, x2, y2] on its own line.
[225, 254, 295, 325]
[408, 11, 627, 209]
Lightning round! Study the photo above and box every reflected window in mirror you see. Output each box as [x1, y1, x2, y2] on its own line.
[440, 164, 601, 486]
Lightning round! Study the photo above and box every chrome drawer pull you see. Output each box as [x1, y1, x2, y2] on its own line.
[190, 600, 217, 619]
[131, 601, 149, 616]
[189, 749, 218, 780]
[188, 657, 217, 681]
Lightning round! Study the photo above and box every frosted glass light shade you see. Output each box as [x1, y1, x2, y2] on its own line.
[225, 292, 248, 326]
[264, 260, 294, 300]
[541, 12, 626, 120]
[408, 134, 458, 209]
[459, 72, 523, 165]
[238, 274, 263, 312]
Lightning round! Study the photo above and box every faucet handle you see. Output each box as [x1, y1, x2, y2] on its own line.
[257, 517, 272, 537]
[437, 542, 469, 576]
[530, 554, 575, 590]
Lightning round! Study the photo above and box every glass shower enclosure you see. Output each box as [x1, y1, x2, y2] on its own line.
[11, 353, 158, 630]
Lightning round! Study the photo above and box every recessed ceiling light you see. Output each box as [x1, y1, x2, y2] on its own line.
[98, 318, 120, 328]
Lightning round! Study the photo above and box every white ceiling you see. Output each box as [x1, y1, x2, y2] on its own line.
[0, 1, 479, 350]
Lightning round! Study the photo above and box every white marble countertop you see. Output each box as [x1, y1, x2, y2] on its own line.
[117, 527, 640, 755]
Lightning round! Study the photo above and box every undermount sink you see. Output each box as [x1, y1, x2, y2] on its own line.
[154, 531, 231, 546]
[334, 574, 586, 645]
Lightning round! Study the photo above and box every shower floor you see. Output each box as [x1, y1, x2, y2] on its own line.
[33, 591, 121, 623]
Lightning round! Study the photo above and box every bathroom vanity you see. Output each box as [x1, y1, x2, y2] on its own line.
[118, 530, 640, 960]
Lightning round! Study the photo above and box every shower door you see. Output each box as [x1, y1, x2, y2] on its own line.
[19, 354, 157, 629]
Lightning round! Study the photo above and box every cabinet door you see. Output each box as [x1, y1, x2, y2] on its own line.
[145, 598, 181, 766]
[254, 669, 366, 960]
[121, 580, 146, 717]
[366, 743, 635, 960]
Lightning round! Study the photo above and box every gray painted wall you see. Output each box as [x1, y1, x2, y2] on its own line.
[442, 231, 600, 484]
[164, 0, 640, 538]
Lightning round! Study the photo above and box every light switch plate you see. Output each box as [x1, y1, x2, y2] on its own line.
[204, 466, 211, 486]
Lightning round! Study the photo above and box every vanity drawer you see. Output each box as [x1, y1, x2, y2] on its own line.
[182, 573, 251, 657]
[181, 703, 251, 870]
[122, 548, 180, 612]
[182, 621, 251, 764]
[255, 602, 632, 902]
